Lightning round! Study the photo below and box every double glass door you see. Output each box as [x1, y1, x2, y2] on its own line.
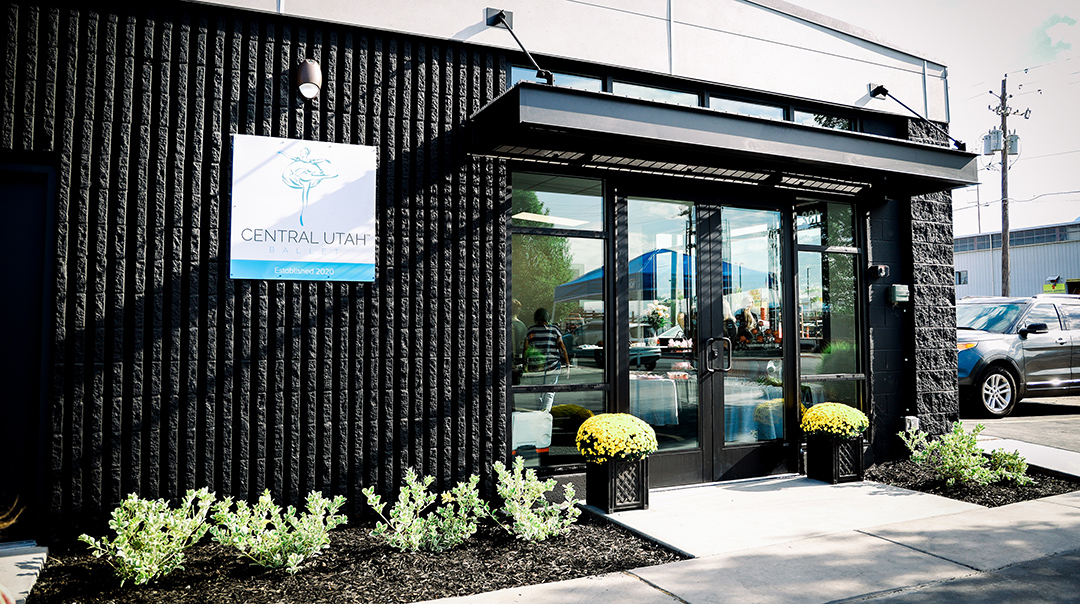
[627, 197, 792, 483]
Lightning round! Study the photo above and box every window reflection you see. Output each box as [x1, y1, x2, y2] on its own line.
[511, 391, 607, 468]
[710, 97, 785, 120]
[720, 208, 785, 444]
[626, 198, 699, 452]
[510, 66, 602, 91]
[613, 81, 700, 107]
[794, 110, 853, 131]
[512, 234, 605, 384]
[511, 173, 603, 231]
[510, 173, 607, 469]
[798, 251, 858, 374]
[796, 203, 855, 247]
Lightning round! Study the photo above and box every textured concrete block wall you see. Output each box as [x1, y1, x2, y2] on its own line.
[3, 1, 508, 536]
[905, 119, 960, 436]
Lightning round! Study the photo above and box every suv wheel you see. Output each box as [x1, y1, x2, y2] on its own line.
[972, 366, 1018, 418]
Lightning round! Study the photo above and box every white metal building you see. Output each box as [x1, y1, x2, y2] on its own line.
[954, 218, 1080, 297]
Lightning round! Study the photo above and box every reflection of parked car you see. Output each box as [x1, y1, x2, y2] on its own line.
[957, 294, 1080, 417]
[657, 326, 684, 346]
[564, 321, 661, 370]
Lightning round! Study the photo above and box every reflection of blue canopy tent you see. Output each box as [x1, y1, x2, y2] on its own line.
[553, 249, 772, 303]
[554, 249, 689, 302]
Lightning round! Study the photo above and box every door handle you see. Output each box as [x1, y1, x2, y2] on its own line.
[1057, 337, 1069, 345]
[702, 337, 732, 373]
[703, 338, 718, 373]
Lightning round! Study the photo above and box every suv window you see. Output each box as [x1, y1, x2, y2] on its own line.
[1061, 304, 1080, 330]
[1023, 304, 1061, 331]
[956, 302, 1024, 333]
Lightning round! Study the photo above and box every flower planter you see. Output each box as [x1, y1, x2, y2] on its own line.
[806, 434, 864, 484]
[585, 458, 649, 513]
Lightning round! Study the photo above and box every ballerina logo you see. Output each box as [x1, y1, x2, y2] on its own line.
[279, 147, 338, 225]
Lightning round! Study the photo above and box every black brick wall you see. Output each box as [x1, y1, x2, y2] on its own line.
[3, 1, 508, 536]
[866, 197, 909, 460]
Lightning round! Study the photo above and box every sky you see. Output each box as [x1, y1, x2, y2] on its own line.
[791, 0, 1080, 236]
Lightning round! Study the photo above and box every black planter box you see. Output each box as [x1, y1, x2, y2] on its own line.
[585, 458, 649, 513]
[806, 435, 864, 484]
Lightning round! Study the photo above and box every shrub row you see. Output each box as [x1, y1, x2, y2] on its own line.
[81, 457, 581, 585]
[80, 488, 346, 585]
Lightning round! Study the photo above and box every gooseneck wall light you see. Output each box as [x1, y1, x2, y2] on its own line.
[870, 84, 966, 151]
[297, 59, 323, 100]
[485, 8, 553, 86]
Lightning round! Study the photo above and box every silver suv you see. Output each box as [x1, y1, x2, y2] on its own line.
[957, 294, 1080, 417]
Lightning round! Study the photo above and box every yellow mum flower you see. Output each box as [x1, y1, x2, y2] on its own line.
[576, 413, 658, 464]
[800, 402, 868, 439]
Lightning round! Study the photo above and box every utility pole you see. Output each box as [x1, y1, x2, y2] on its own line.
[998, 78, 1011, 296]
[988, 75, 1026, 297]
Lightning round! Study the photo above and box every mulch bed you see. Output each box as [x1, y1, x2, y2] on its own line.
[27, 463, 1080, 604]
[27, 513, 685, 604]
[866, 459, 1080, 507]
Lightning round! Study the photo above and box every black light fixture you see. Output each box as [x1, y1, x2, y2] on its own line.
[869, 84, 966, 152]
[485, 8, 553, 86]
[297, 59, 323, 100]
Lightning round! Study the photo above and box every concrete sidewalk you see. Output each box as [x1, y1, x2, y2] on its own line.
[0, 544, 47, 604]
[420, 447, 1080, 604]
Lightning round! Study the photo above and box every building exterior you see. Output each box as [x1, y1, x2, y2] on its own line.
[954, 219, 1080, 297]
[0, 0, 977, 539]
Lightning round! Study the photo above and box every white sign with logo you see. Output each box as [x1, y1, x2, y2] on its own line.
[229, 134, 377, 281]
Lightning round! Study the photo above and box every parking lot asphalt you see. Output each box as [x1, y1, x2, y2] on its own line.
[969, 395, 1080, 454]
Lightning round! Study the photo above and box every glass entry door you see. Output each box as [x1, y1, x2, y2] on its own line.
[627, 198, 793, 484]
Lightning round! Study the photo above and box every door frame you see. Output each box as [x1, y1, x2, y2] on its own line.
[611, 176, 801, 486]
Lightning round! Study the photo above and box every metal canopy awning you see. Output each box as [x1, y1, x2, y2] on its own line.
[468, 82, 978, 197]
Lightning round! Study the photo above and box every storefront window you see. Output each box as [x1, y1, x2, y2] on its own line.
[797, 202, 863, 411]
[510, 173, 607, 467]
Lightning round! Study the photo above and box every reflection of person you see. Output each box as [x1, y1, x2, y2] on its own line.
[511, 299, 526, 361]
[524, 308, 569, 371]
[524, 308, 570, 411]
[735, 295, 759, 341]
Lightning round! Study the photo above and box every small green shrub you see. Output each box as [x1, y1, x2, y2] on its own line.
[492, 457, 580, 541]
[210, 489, 347, 574]
[900, 421, 1034, 487]
[78, 488, 216, 586]
[988, 448, 1034, 486]
[363, 468, 489, 552]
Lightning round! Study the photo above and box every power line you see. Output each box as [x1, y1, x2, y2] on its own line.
[1023, 149, 1080, 160]
[952, 189, 1080, 210]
